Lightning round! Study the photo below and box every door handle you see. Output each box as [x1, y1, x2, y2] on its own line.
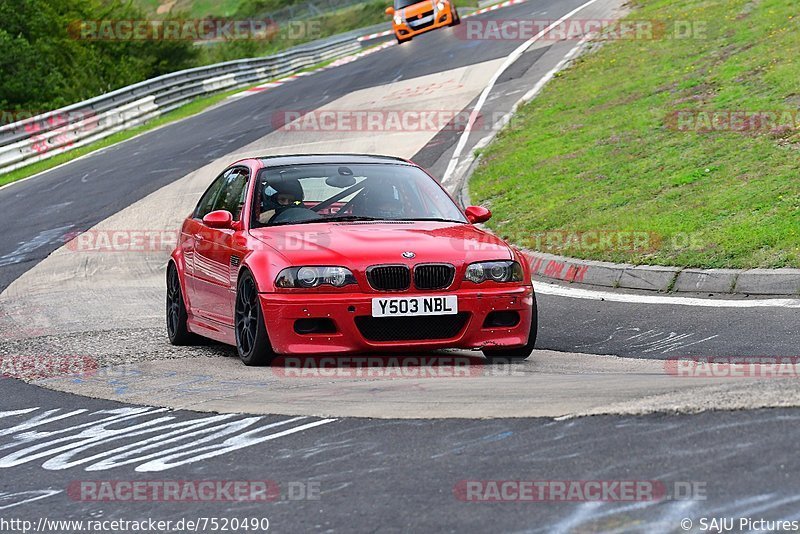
[194, 234, 204, 241]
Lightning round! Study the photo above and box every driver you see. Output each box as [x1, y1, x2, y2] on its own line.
[259, 178, 304, 224]
[365, 184, 404, 219]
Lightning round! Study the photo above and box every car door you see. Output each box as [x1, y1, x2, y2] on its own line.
[183, 170, 229, 312]
[192, 166, 250, 324]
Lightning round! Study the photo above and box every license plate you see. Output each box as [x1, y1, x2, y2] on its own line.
[372, 295, 458, 317]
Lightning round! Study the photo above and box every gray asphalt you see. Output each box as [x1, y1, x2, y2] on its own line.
[536, 292, 800, 359]
[2, 378, 800, 533]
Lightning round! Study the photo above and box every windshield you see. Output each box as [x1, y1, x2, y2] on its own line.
[395, 0, 427, 10]
[251, 163, 467, 227]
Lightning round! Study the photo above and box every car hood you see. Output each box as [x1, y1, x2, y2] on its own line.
[249, 221, 512, 266]
[402, 0, 434, 17]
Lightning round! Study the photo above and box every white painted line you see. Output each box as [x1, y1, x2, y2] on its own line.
[442, 0, 602, 184]
[0, 490, 62, 511]
[135, 418, 338, 472]
[519, 32, 594, 103]
[534, 281, 800, 308]
[358, 30, 393, 42]
[445, 33, 594, 193]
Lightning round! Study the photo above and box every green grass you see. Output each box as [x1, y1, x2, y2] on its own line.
[135, 0, 478, 19]
[132, 0, 254, 18]
[469, 0, 800, 269]
[153, 0, 390, 65]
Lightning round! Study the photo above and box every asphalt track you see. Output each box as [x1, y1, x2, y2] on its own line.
[2, 0, 800, 530]
[3, 379, 800, 532]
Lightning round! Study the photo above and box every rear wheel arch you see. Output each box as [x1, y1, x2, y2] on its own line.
[167, 259, 189, 306]
[166, 260, 201, 345]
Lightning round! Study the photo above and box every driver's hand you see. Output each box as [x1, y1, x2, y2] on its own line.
[259, 210, 275, 224]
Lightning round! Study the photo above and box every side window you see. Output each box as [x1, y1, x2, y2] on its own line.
[194, 170, 230, 219]
[212, 168, 249, 221]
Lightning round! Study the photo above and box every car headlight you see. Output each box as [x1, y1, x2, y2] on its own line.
[464, 261, 524, 284]
[436, 1, 445, 11]
[394, 14, 403, 25]
[276, 266, 356, 288]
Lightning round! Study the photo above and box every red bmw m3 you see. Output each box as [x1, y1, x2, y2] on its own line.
[167, 154, 537, 365]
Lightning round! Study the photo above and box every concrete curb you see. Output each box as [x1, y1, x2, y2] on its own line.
[456, 114, 800, 297]
[461, 169, 800, 296]
[462, 189, 800, 296]
[519, 252, 800, 296]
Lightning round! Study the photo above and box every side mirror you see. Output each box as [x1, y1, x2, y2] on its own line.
[385, 6, 395, 15]
[203, 210, 234, 229]
[465, 206, 491, 224]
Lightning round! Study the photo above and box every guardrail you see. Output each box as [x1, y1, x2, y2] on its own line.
[0, 36, 360, 176]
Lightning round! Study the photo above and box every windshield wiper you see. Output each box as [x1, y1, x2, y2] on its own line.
[265, 216, 464, 227]
[404, 218, 466, 223]
[325, 216, 385, 222]
[267, 215, 383, 226]
[326, 216, 466, 223]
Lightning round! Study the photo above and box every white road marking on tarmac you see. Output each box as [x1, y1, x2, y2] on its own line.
[575, 327, 719, 354]
[0, 490, 62, 511]
[134, 418, 338, 473]
[0, 407, 337, 472]
[0, 225, 74, 267]
[534, 280, 800, 308]
[444, 32, 595, 191]
[442, 0, 602, 184]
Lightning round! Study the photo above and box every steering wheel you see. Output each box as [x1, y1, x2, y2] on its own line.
[269, 206, 323, 224]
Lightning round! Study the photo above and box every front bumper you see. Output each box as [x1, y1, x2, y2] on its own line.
[394, 7, 454, 39]
[260, 285, 534, 355]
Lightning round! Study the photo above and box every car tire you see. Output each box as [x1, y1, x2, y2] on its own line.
[235, 271, 277, 366]
[481, 293, 538, 363]
[396, 35, 410, 44]
[166, 263, 200, 346]
[450, 9, 461, 26]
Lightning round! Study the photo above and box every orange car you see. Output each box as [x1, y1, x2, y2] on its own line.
[385, 0, 460, 44]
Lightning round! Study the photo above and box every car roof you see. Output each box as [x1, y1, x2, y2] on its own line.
[256, 154, 413, 168]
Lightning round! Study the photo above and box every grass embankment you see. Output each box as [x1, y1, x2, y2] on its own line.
[194, 0, 389, 64]
[470, 0, 799, 268]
